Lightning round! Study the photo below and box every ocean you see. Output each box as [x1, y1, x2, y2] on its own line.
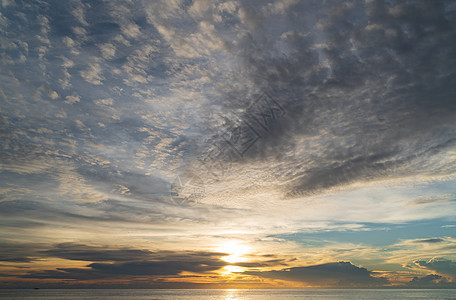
[0, 289, 455, 299]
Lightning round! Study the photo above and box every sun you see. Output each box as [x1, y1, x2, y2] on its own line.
[216, 241, 251, 263]
[222, 265, 245, 275]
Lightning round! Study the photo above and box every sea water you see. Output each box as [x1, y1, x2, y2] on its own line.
[0, 289, 455, 299]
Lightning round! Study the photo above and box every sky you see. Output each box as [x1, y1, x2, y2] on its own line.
[1, 0, 456, 289]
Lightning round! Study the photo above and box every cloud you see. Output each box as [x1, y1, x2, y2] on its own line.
[193, 0, 456, 197]
[4, 0, 454, 204]
[413, 238, 445, 244]
[409, 194, 455, 206]
[87, 258, 223, 276]
[407, 274, 456, 288]
[1, 0, 456, 289]
[64, 95, 80, 104]
[98, 43, 116, 60]
[40, 243, 153, 262]
[413, 258, 456, 278]
[246, 261, 389, 287]
[80, 63, 104, 85]
[236, 258, 289, 268]
[71, 1, 89, 27]
[0, 242, 39, 263]
[21, 248, 228, 280]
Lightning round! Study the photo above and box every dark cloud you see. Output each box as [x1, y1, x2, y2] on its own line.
[203, 0, 456, 196]
[0, 200, 142, 228]
[21, 248, 228, 280]
[246, 261, 389, 287]
[0, 242, 40, 263]
[413, 258, 456, 278]
[87, 258, 224, 276]
[0, 241, 230, 281]
[236, 258, 288, 268]
[407, 274, 456, 288]
[40, 243, 153, 262]
[413, 238, 445, 244]
[39, 242, 230, 263]
[16, 242, 289, 281]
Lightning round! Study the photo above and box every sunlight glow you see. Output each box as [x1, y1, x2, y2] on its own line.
[216, 241, 251, 263]
[222, 265, 245, 276]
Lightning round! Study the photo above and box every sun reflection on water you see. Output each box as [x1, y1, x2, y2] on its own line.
[224, 289, 239, 300]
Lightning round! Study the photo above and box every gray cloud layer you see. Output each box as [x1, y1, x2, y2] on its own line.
[246, 261, 389, 287]
[1, 0, 455, 210]
[407, 274, 456, 288]
[21, 243, 229, 280]
[208, 0, 456, 196]
[414, 258, 456, 278]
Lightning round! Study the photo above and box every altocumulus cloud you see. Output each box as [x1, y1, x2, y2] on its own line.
[138, 0, 456, 199]
[215, 0, 456, 197]
[1, 0, 455, 207]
